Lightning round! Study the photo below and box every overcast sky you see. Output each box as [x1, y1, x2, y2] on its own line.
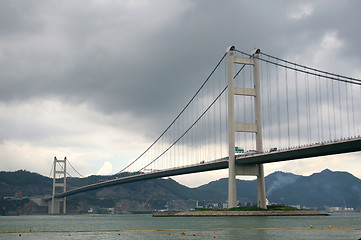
[1, 0, 360, 187]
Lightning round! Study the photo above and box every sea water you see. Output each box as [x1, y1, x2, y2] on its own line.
[0, 213, 360, 239]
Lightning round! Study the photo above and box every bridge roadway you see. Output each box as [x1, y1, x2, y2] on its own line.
[52, 137, 361, 199]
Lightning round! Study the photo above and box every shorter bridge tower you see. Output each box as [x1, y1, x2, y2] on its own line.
[49, 157, 67, 214]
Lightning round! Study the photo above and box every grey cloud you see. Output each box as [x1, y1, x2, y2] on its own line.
[1, 0, 360, 139]
[1, 0, 361, 180]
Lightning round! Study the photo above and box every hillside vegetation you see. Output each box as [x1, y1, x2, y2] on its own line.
[1, 169, 361, 214]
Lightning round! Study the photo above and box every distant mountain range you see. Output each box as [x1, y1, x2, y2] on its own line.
[1, 169, 361, 214]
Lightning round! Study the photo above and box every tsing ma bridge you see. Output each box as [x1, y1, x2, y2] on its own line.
[44, 46, 361, 214]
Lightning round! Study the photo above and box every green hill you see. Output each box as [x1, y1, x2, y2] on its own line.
[1, 169, 361, 214]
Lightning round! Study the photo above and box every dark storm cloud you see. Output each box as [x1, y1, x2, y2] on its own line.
[1, 0, 360, 180]
[1, 0, 360, 136]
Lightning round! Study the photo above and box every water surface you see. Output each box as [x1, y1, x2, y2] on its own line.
[0, 212, 360, 239]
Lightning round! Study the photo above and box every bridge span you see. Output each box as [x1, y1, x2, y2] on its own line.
[52, 137, 361, 199]
[47, 46, 361, 214]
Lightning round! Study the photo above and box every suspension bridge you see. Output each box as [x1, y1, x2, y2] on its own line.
[44, 46, 361, 214]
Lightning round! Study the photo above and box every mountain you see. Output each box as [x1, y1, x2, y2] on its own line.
[266, 169, 361, 209]
[196, 177, 258, 203]
[0, 170, 52, 197]
[1, 169, 361, 214]
[198, 169, 361, 209]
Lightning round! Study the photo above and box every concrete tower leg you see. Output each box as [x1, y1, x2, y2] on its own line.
[227, 46, 237, 208]
[49, 198, 60, 214]
[253, 51, 267, 209]
[257, 164, 267, 208]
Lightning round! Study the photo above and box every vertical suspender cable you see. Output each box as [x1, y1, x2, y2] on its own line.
[326, 79, 331, 140]
[186, 98, 189, 165]
[267, 57, 273, 149]
[295, 65, 300, 146]
[285, 66, 291, 147]
[193, 105, 195, 163]
[276, 61, 281, 148]
[337, 78, 343, 138]
[359, 85, 361, 136]
[260, 60, 265, 150]
[224, 65, 228, 157]
[318, 76, 324, 141]
[205, 82, 208, 161]
[219, 62, 222, 158]
[244, 65, 248, 150]
[180, 104, 183, 167]
[331, 77, 336, 139]
[315, 74, 320, 142]
[208, 82, 211, 161]
[305, 73, 311, 143]
[351, 84, 355, 136]
[345, 81, 350, 137]
[250, 66, 255, 151]
[251, 63, 255, 150]
[213, 69, 216, 160]
[173, 117, 176, 168]
[201, 88, 204, 162]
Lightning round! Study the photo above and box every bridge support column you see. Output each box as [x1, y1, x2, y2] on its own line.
[257, 164, 266, 209]
[227, 46, 237, 208]
[234, 164, 266, 208]
[227, 46, 267, 209]
[253, 48, 267, 209]
[49, 198, 61, 214]
[50, 157, 67, 214]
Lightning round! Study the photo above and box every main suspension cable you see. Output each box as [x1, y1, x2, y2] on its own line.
[49, 161, 54, 178]
[67, 160, 85, 178]
[140, 62, 248, 172]
[234, 49, 361, 86]
[56, 161, 74, 178]
[140, 85, 229, 171]
[117, 52, 227, 174]
[261, 51, 361, 84]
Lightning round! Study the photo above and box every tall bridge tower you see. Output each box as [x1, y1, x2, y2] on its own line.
[49, 157, 67, 214]
[227, 46, 266, 209]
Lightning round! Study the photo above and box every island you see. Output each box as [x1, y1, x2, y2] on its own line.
[152, 205, 329, 217]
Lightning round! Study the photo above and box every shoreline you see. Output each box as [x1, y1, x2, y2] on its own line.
[152, 210, 329, 217]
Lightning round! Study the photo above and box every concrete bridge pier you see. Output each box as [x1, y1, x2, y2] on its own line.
[230, 164, 266, 208]
[48, 198, 66, 214]
[256, 164, 267, 208]
[30, 197, 64, 214]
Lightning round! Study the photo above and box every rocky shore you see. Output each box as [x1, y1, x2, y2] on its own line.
[152, 210, 328, 217]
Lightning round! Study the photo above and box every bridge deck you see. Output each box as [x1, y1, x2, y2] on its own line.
[52, 137, 361, 199]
